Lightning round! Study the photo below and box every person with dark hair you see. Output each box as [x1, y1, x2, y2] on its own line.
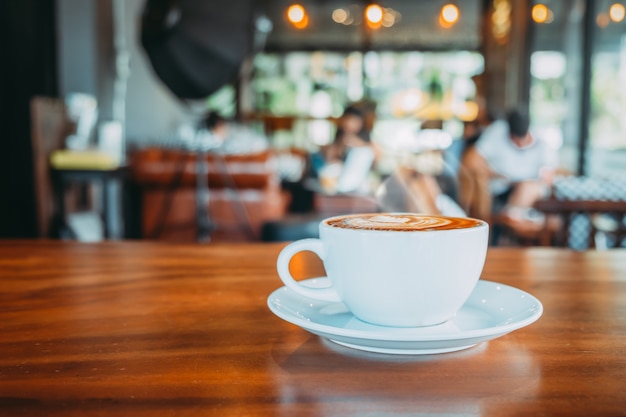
[201, 111, 268, 154]
[507, 109, 530, 138]
[458, 108, 558, 222]
[321, 105, 372, 163]
[310, 105, 377, 194]
[204, 111, 229, 140]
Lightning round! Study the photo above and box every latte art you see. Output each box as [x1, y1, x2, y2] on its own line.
[326, 213, 483, 231]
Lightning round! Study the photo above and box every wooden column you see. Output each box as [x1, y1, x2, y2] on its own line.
[481, 0, 532, 115]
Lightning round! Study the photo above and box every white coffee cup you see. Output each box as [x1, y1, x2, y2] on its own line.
[277, 213, 489, 327]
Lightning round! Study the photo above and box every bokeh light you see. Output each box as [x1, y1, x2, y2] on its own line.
[365, 4, 383, 28]
[287, 4, 308, 29]
[532, 4, 549, 23]
[441, 4, 460, 25]
[609, 3, 626, 22]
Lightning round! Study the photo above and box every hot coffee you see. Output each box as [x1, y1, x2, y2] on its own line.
[327, 213, 483, 232]
[277, 213, 489, 327]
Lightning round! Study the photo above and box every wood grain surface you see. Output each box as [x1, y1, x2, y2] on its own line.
[1, 241, 625, 416]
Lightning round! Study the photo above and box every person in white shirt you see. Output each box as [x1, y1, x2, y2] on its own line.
[459, 108, 558, 221]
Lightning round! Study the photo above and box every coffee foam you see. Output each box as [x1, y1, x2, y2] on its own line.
[326, 214, 483, 231]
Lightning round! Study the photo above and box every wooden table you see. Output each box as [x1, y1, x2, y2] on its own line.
[1, 241, 625, 416]
[533, 198, 626, 248]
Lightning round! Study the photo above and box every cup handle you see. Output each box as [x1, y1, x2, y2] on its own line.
[277, 238, 342, 302]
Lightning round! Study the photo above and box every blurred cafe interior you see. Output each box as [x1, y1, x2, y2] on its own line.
[2, 0, 626, 249]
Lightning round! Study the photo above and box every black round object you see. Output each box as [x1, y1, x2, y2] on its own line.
[140, 0, 259, 100]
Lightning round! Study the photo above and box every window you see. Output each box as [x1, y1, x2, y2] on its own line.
[530, 0, 626, 177]
[588, 0, 626, 176]
[250, 50, 483, 150]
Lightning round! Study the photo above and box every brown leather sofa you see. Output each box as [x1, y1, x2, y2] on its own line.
[130, 147, 290, 242]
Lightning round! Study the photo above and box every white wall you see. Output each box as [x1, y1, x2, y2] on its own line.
[56, 0, 190, 145]
[57, 0, 99, 97]
[122, 0, 190, 142]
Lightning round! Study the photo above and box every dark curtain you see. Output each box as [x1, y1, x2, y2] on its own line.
[0, 0, 58, 237]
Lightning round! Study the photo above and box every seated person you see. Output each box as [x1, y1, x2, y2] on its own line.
[377, 166, 467, 217]
[322, 106, 373, 163]
[311, 106, 377, 194]
[201, 111, 268, 155]
[204, 111, 229, 140]
[459, 108, 558, 222]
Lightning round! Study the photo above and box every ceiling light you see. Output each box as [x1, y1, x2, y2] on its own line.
[287, 4, 308, 29]
[440, 3, 460, 26]
[531, 4, 549, 23]
[332, 8, 349, 24]
[382, 9, 396, 28]
[530, 3, 554, 24]
[597, 12, 610, 27]
[609, 3, 625, 22]
[365, 4, 383, 29]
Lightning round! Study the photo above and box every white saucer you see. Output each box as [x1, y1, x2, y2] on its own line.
[267, 278, 543, 355]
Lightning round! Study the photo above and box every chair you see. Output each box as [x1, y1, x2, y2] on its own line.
[30, 97, 72, 237]
[130, 147, 291, 242]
